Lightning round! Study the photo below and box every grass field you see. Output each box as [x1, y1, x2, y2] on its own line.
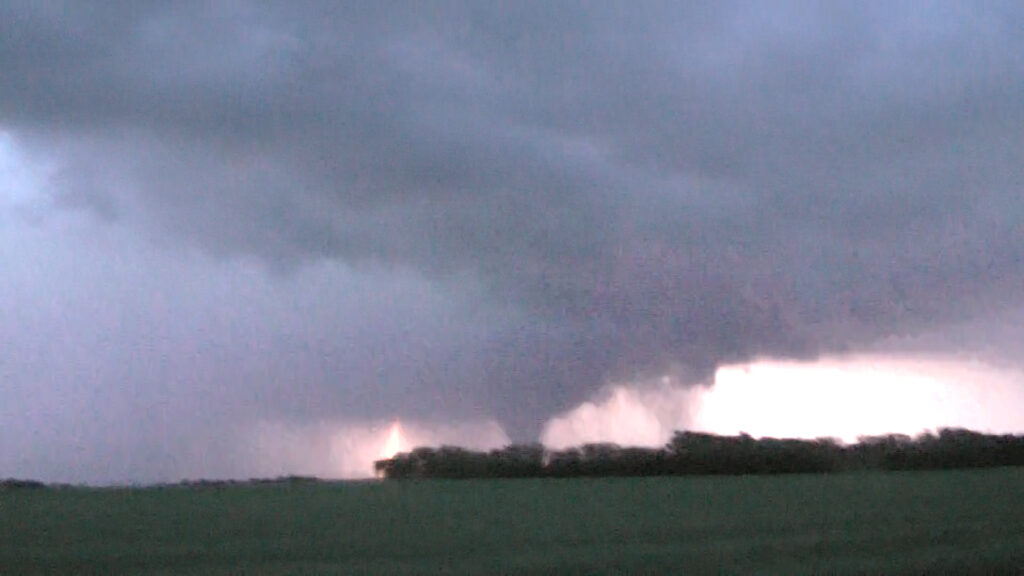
[2, 468, 1023, 575]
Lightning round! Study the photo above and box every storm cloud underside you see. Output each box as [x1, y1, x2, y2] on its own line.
[2, 2, 1024, 481]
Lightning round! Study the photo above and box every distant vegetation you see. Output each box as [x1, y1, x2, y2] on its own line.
[0, 478, 47, 491]
[375, 428, 1024, 480]
[172, 475, 323, 489]
[0, 476, 330, 491]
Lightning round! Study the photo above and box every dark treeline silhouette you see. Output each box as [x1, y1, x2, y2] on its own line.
[0, 476, 328, 491]
[0, 478, 47, 491]
[374, 428, 1024, 480]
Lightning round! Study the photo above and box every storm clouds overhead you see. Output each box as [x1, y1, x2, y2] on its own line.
[2, 2, 1024, 482]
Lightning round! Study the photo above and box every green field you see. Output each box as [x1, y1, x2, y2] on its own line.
[3, 468, 1023, 575]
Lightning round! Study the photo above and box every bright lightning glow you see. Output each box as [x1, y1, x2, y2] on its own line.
[380, 420, 406, 460]
[246, 418, 509, 479]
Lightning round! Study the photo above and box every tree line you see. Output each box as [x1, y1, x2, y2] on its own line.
[374, 428, 1024, 480]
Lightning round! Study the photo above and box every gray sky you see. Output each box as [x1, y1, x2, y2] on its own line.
[2, 2, 1024, 483]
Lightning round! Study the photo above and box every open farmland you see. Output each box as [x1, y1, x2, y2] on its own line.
[2, 468, 1023, 575]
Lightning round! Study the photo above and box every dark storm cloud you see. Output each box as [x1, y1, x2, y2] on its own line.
[4, 1, 1024, 433]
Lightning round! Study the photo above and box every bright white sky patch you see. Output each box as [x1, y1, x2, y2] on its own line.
[541, 355, 1024, 449]
[540, 384, 702, 450]
[695, 356, 1024, 443]
[0, 131, 50, 212]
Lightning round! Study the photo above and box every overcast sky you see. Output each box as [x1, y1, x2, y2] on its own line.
[2, 2, 1024, 484]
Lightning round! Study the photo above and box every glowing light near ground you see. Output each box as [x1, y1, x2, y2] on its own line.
[380, 420, 407, 460]
[246, 418, 509, 479]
